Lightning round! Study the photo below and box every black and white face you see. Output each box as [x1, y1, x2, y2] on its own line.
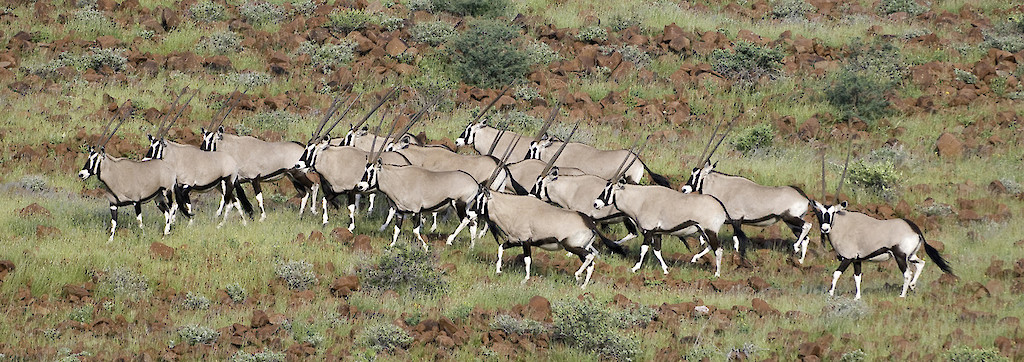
[356, 162, 379, 192]
[593, 182, 620, 209]
[455, 122, 483, 147]
[470, 189, 491, 216]
[680, 161, 715, 194]
[143, 135, 165, 161]
[79, 147, 103, 180]
[199, 127, 223, 151]
[295, 137, 329, 171]
[529, 173, 555, 201]
[812, 200, 846, 234]
[525, 140, 551, 160]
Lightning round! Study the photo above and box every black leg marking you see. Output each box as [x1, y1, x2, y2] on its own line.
[836, 258, 853, 273]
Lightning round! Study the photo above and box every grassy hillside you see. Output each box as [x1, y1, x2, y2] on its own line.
[0, 0, 1023, 360]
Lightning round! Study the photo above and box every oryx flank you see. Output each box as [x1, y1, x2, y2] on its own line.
[505, 159, 585, 194]
[525, 138, 672, 187]
[455, 122, 533, 161]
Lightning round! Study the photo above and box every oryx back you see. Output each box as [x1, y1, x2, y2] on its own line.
[506, 159, 585, 192]
[704, 172, 809, 226]
[487, 192, 595, 251]
[397, 145, 502, 184]
[99, 156, 177, 204]
[544, 174, 622, 221]
[214, 134, 304, 180]
[461, 125, 531, 161]
[161, 141, 239, 187]
[830, 211, 920, 262]
[539, 142, 645, 183]
[378, 164, 478, 212]
[616, 185, 726, 235]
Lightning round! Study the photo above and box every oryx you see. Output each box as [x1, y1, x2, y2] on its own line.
[143, 89, 251, 227]
[524, 135, 672, 187]
[505, 158, 585, 194]
[78, 105, 177, 242]
[593, 145, 730, 277]
[813, 150, 953, 299]
[680, 116, 814, 263]
[199, 91, 317, 221]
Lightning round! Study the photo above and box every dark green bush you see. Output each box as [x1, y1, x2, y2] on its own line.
[552, 296, 642, 361]
[824, 70, 892, 122]
[846, 159, 899, 199]
[731, 123, 775, 155]
[447, 19, 529, 88]
[942, 346, 1009, 362]
[360, 245, 446, 295]
[876, 0, 928, 16]
[711, 41, 785, 85]
[432, 0, 508, 17]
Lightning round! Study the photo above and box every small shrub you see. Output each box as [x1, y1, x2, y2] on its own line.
[606, 10, 642, 32]
[43, 328, 61, 340]
[899, 28, 932, 40]
[290, 321, 327, 347]
[954, 69, 978, 84]
[550, 122, 596, 145]
[727, 343, 763, 360]
[433, 0, 509, 17]
[614, 304, 656, 328]
[360, 244, 446, 295]
[513, 86, 541, 101]
[607, 45, 651, 69]
[181, 292, 211, 310]
[919, 203, 954, 217]
[239, 1, 287, 27]
[552, 297, 642, 361]
[846, 159, 899, 196]
[249, 110, 304, 131]
[68, 7, 118, 39]
[943, 346, 1009, 362]
[409, 21, 454, 46]
[189, 1, 227, 23]
[524, 41, 562, 65]
[404, 0, 434, 11]
[97, 267, 149, 299]
[998, 178, 1023, 195]
[275, 260, 317, 291]
[840, 349, 868, 362]
[771, 0, 815, 20]
[448, 19, 530, 88]
[377, 14, 405, 31]
[225, 282, 248, 303]
[225, 71, 272, 88]
[178, 325, 221, 345]
[867, 144, 908, 166]
[876, 0, 928, 16]
[731, 123, 775, 155]
[69, 305, 94, 323]
[17, 175, 49, 192]
[327, 9, 372, 33]
[822, 298, 871, 320]
[843, 38, 906, 84]
[575, 26, 608, 43]
[295, 40, 356, 72]
[360, 323, 413, 352]
[825, 70, 891, 122]
[711, 41, 785, 85]
[229, 349, 286, 362]
[79, 47, 127, 71]
[198, 31, 243, 55]
[490, 314, 546, 335]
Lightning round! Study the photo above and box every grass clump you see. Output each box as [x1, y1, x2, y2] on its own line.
[248, 110, 304, 131]
[876, 0, 929, 16]
[771, 0, 815, 20]
[575, 26, 608, 43]
[224, 71, 272, 88]
[602, 45, 650, 69]
[275, 260, 317, 291]
[95, 267, 149, 299]
[954, 69, 978, 84]
[981, 16, 1024, 53]
[488, 110, 544, 133]
[409, 21, 455, 46]
[239, 1, 287, 27]
[847, 159, 899, 198]
[942, 346, 1009, 362]
[552, 297, 642, 361]
[229, 349, 286, 362]
[360, 322, 413, 352]
[711, 42, 785, 86]
[295, 40, 356, 72]
[68, 7, 119, 40]
[360, 245, 446, 296]
[225, 282, 248, 303]
[181, 291, 211, 310]
[327, 9, 372, 33]
[404, 0, 434, 11]
[731, 123, 775, 155]
[490, 314, 546, 335]
[189, 1, 227, 23]
[840, 349, 868, 362]
[177, 325, 221, 345]
[79, 48, 127, 71]
[291, 0, 318, 16]
[447, 19, 530, 88]
[197, 31, 243, 55]
[68, 305, 94, 324]
[432, 0, 509, 17]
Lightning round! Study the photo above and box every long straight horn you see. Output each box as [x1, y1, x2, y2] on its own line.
[485, 128, 506, 156]
[470, 82, 514, 125]
[212, 85, 248, 131]
[611, 135, 643, 180]
[704, 114, 741, 164]
[835, 140, 852, 203]
[311, 95, 343, 142]
[100, 106, 132, 148]
[160, 88, 199, 138]
[485, 134, 521, 187]
[538, 121, 578, 177]
[616, 135, 650, 182]
[696, 116, 726, 168]
[533, 102, 560, 142]
[154, 88, 188, 136]
[352, 85, 400, 131]
[372, 111, 399, 163]
[208, 84, 240, 130]
[98, 100, 131, 146]
[323, 93, 363, 137]
[820, 151, 827, 202]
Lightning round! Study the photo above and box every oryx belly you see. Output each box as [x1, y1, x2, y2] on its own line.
[618, 186, 726, 234]
[378, 166, 477, 213]
[99, 159, 176, 203]
[217, 136, 304, 180]
[830, 212, 921, 260]
[317, 147, 368, 191]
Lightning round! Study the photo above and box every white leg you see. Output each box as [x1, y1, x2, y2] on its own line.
[854, 274, 863, 300]
[391, 225, 400, 247]
[653, 249, 669, 275]
[256, 192, 266, 222]
[797, 223, 812, 264]
[495, 244, 504, 274]
[322, 197, 329, 226]
[309, 184, 319, 214]
[367, 193, 376, 213]
[379, 208, 396, 232]
[476, 225, 487, 240]
[616, 233, 636, 244]
[163, 208, 172, 235]
[413, 224, 428, 251]
[631, 244, 650, 272]
[574, 253, 593, 280]
[447, 217, 471, 245]
[236, 200, 247, 226]
[733, 236, 740, 252]
[522, 256, 531, 284]
[186, 203, 194, 227]
[347, 203, 356, 232]
[299, 192, 308, 217]
[691, 246, 711, 263]
[430, 212, 438, 232]
[580, 254, 596, 289]
[909, 256, 925, 290]
[108, 206, 117, 243]
[829, 270, 842, 296]
[217, 199, 230, 228]
[900, 268, 913, 298]
[137, 213, 144, 230]
[216, 183, 227, 217]
[714, 248, 723, 277]
[468, 219, 478, 248]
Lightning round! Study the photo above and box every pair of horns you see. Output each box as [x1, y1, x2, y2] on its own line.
[695, 107, 743, 169]
[611, 134, 649, 183]
[483, 132, 523, 189]
[95, 100, 133, 149]
[369, 91, 447, 163]
[470, 82, 514, 126]
[345, 85, 400, 134]
[155, 87, 199, 140]
[820, 140, 853, 204]
[206, 85, 249, 131]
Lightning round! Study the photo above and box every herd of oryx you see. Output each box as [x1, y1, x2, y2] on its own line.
[77, 86, 953, 299]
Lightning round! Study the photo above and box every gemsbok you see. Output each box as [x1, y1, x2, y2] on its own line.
[524, 131, 672, 187]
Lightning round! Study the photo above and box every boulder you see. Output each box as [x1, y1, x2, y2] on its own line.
[149, 242, 175, 260]
[935, 132, 962, 160]
[330, 275, 360, 297]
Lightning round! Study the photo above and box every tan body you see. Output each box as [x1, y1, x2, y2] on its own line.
[79, 152, 177, 242]
[149, 139, 247, 227]
[506, 159, 585, 193]
[456, 124, 532, 161]
[309, 145, 409, 230]
[532, 142, 647, 183]
[396, 144, 509, 190]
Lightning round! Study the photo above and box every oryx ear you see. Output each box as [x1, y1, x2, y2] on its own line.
[148, 134, 154, 142]
[703, 160, 712, 168]
[839, 201, 848, 209]
[812, 200, 823, 209]
[99, 146, 105, 153]
[201, 127, 206, 134]
[712, 161, 718, 169]
[218, 126, 224, 133]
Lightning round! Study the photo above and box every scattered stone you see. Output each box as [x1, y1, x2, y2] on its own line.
[748, 276, 771, 292]
[935, 132, 963, 160]
[525, 295, 552, 323]
[0, 260, 13, 281]
[35, 225, 60, 238]
[352, 235, 373, 253]
[19, 203, 50, 218]
[331, 227, 354, 243]
[251, 310, 270, 328]
[751, 298, 779, 317]
[330, 275, 360, 298]
[63, 284, 91, 300]
[149, 242, 175, 260]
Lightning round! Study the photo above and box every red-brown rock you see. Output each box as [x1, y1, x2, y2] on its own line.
[751, 298, 779, 317]
[525, 295, 552, 322]
[19, 203, 51, 218]
[330, 275, 360, 298]
[36, 225, 60, 238]
[0, 260, 13, 281]
[352, 235, 373, 253]
[331, 227, 354, 243]
[251, 310, 270, 328]
[150, 242, 175, 260]
[935, 132, 962, 160]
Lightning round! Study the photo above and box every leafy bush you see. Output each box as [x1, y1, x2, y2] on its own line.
[96, 267, 149, 299]
[69, 305, 94, 323]
[606, 10, 642, 31]
[711, 41, 785, 85]
[524, 40, 562, 65]
[876, 0, 928, 16]
[360, 323, 413, 352]
[225, 71, 272, 88]
[181, 292, 211, 310]
[513, 86, 541, 101]
[942, 346, 1009, 362]
[448, 19, 530, 88]
[239, 1, 287, 26]
[377, 14, 405, 31]
[981, 17, 1024, 53]
[822, 297, 871, 320]
[404, 0, 434, 11]
[178, 325, 221, 345]
[360, 245, 446, 295]
[189, 1, 227, 23]
[771, 0, 815, 20]
[899, 28, 932, 40]
[291, 0, 318, 16]
[614, 304, 656, 328]
[867, 144, 908, 167]
[17, 175, 49, 192]
[249, 110, 304, 131]
[290, 321, 327, 347]
[198, 31, 243, 55]
[68, 7, 118, 39]
[230, 349, 286, 362]
[825, 69, 892, 122]
[731, 123, 775, 155]
[575, 26, 608, 43]
[327, 9, 372, 33]
[843, 38, 905, 83]
[954, 69, 978, 84]
[552, 297, 642, 361]
[295, 40, 356, 72]
[79, 47, 127, 71]
[432, 0, 509, 17]
[275, 260, 317, 291]
[490, 314, 546, 335]
[225, 283, 248, 303]
[847, 159, 899, 196]
[840, 349, 868, 362]
[603, 45, 650, 69]
[409, 21, 455, 46]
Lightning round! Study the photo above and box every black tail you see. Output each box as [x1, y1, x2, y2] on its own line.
[234, 183, 254, 218]
[643, 162, 672, 188]
[733, 222, 748, 258]
[579, 212, 626, 256]
[903, 218, 954, 276]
